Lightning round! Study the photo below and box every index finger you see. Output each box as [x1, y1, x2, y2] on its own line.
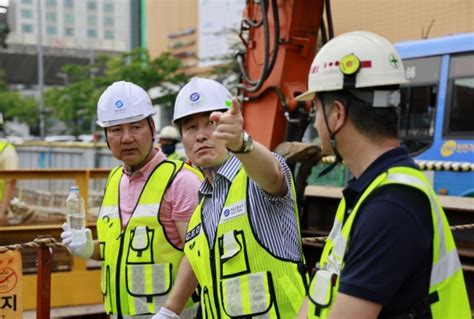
[229, 97, 241, 115]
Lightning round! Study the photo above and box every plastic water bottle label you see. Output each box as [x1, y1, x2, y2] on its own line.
[67, 214, 85, 230]
[66, 186, 86, 230]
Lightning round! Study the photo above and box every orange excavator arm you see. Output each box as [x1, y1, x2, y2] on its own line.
[237, 0, 331, 149]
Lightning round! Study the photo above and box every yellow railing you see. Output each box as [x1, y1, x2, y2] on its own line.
[0, 169, 109, 311]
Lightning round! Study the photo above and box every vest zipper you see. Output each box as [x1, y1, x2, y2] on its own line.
[115, 231, 125, 318]
[210, 247, 221, 318]
[200, 197, 222, 318]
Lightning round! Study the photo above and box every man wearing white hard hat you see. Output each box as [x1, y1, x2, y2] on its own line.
[158, 125, 185, 161]
[296, 32, 469, 318]
[61, 81, 202, 318]
[153, 77, 308, 318]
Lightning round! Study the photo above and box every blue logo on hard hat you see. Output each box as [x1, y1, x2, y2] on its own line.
[115, 100, 124, 108]
[190, 93, 200, 102]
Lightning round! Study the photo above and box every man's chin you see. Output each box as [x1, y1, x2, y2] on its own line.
[195, 154, 228, 169]
[194, 159, 214, 168]
[123, 157, 146, 169]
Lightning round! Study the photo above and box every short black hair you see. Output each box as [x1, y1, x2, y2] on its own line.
[319, 89, 399, 142]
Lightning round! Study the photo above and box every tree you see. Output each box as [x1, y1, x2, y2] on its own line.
[45, 48, 189, 136]
[0, 5, 9, 48]
[0, 69, 39, 134]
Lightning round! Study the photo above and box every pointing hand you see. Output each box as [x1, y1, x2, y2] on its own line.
[210, 98, 244, 152]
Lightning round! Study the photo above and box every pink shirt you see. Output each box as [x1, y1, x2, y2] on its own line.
[120, 148, 201, 248]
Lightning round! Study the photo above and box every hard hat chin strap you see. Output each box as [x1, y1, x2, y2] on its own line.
[317, 94, 347, 178]
[130, 117, 156, 170]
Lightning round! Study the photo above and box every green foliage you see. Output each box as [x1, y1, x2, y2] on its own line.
[0, 69, 39, 134]
[0, 92, 39, 131]
[44, 48, 190, 136]
[0, 69, 6, 91]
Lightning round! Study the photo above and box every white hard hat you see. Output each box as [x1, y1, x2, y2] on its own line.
[159, 125, 180, 141]
[172, 77, 233, 124]
[96, 81, 156, 128]
[296, 31, 408, 101]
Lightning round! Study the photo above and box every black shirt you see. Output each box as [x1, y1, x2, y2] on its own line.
[338, 146, 433, 317]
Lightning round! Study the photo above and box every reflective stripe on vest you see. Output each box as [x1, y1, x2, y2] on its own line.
[308, 167, 470, 318]
[97, 160, 200, 317]
[184, 168, 308, 318]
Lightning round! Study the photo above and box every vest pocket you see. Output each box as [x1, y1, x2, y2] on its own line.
[127, 226, 154, 264]
[101, 264, 109, 295]
[308, 269, 337, 309]
[125, 263, 173, 296]
[220, 271, 275, 317]
[218, 230, 249, 278]
[101, 264, 113, 313]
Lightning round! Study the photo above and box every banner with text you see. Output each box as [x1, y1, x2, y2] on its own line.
[0, 250, 22, 319]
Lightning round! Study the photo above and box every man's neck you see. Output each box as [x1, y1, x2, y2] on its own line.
[201, 153, 230, 183]
[339, 131, 399, 178]
[202, 164, 223, 183]
[125, 147, 157, 174]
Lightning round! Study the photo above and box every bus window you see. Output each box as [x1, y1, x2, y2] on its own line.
[445, 53, 474, 137]
[399, 56, 440, 155]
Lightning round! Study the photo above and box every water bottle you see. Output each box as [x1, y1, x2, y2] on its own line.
[66, 186, 86, 230]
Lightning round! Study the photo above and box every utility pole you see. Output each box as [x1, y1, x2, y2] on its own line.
[37, 0, 45, 138]
[0, 3, 9, 48]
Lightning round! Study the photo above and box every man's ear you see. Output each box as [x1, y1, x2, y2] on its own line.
[104, 128, 111, 149]
[331, 100, 347, 130]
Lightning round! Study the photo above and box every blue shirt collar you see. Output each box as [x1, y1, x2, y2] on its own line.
[344, 146, 417, 195]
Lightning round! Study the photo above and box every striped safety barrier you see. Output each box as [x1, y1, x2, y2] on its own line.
[415, 160, 474, 172]
[320, 156, 474, 172]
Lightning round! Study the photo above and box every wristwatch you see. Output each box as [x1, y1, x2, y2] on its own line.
[232, 131, 254, 154]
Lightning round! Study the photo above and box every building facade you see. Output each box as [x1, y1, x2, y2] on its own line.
[331, 0, 473, 43]
[143, 0, 199, 70]
[1, 0, 139, 86]
[142, 0, 243, 71]
[7, 0, 133, 51]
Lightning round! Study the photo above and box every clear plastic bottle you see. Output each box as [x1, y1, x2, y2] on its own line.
[66, 186, 86, 230]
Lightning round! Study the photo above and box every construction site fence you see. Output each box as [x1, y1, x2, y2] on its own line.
[14, 141, 119, 194]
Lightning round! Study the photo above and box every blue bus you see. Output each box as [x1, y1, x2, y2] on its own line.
[395, 33, 474, 197]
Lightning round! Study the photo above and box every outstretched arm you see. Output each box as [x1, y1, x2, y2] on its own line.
[328, 293, 381, 319]
[210, 98, 286, 196]
[163, 255, 199, 314]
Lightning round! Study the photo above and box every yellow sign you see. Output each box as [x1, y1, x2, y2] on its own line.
[339, 54, 361, 75]
[441, 140, 457, 157]
[0, 250, 23, 319]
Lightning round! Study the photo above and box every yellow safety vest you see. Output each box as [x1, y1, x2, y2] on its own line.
[308, 166, 471, 318]
[184, 168, 308, 318]
[0, 141, 14, 201]
[97, 159, 201, 317]
[166, 152, 184, 161]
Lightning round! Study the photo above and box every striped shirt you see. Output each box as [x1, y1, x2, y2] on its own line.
[199, 153, 302, 261]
